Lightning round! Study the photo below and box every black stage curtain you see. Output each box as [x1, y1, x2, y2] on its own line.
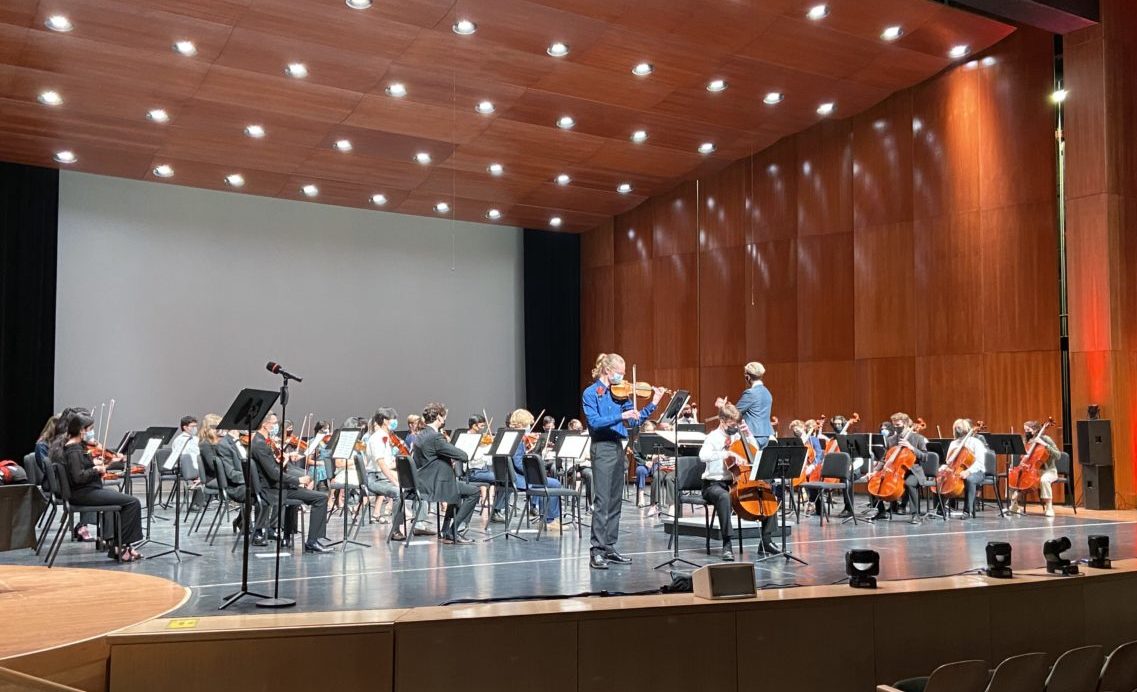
[0, 162, 58, 461]
[523, 229, 580, 422]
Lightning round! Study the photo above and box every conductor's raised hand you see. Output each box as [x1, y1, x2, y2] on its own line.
[651, 386, 666, 405]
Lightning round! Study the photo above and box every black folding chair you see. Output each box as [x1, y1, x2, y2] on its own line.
[799, 452, 855, 525]
[520, 454, 583, 540]
[667, 457, 713, 555]
[47, 464, 123, 567]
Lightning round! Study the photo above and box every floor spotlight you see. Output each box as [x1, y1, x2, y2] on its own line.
[1044, 537, 1079, 575]
[985, 541, 1013, 578]
[846, 549, 879, 588]
[1088, 535, 1112, 569]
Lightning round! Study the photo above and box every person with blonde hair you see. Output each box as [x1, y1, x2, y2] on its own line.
[714, 361, 773, 448]
[582, 352, 665, 570]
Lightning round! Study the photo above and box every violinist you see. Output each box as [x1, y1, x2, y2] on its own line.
[792, 419, 826, 515]
[412, 402, 477, 544]
[465, 414, 503, 522]
[304, 420, 333, 486]
[714, 361, 774, 448]
[582, 352, 665, 570]
[51, 411, 144, 561]
[251, 412, 330, 553]
[873, 413, 928, 524]
[564, 418, 593, 504]
[943, 419, 988, 517]
[1008, 420, 1060, 517]
[699, 404, 779, 562]
[677, 403, 699, 425]
[170, 415, 201, 471]
[511, 408, 564, 525]
[405, 414, 424, 450]
[362, 409, 402, 524]
[827, 415, 858, 518]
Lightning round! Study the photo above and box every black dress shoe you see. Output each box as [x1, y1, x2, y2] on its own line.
[871, 510, 888, 520]
[761, 542, 782, 555]
[837, 509, 854, 519]
[589, 553, 609, 570]
[303, 541, 331, 553]
[604, 550, 632, 564]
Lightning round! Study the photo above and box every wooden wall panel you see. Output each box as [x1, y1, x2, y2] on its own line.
[983, 351, 1064, 442]
[700, 365, 744, 417]
[914, 354, 987, 437]
[854, 222, 915, 360]
[797, 233, 855, 362]
[652, 180, 697, 258]
[911, 62, 981, 221]
[700, 157, 751, 251]
[750, 137, 798, 243]
[797, 361, 856, 421]
[856, 357, 917, 429]
[764, 362, 799, 430]
[796, 119, 852, 237]
[652, 253, 698, 370]
[580, 264, 613, 386]
[613, 201, 653, 265]
[581, 219, 613, 269]
[745, 239, 798, 364]
[613, 259, 654, 377]
[699, 246, 747, 367]
[1064, 24, 1108, 201]
[852, 94, 914, 230]
[914, 212, 984, 356]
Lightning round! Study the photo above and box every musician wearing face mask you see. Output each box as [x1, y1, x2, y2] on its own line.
[791, 419, 826, 515]
[583, 353, 665, 570]
[251, 412, 330, 553]
[413, 402, 478, 544]
[1008, 421, 1061, 517]
[714, 361, 773, 449]
[872, 413, 928, 523]
[939, 419, 988, 517]
[699, 404, 779, 562]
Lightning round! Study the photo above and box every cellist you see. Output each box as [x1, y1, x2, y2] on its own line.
[939, 419, 989, 517]
[699, 404, 780, 562]
[872, 412, 929, 524]
[1008, 420, 1061, 517]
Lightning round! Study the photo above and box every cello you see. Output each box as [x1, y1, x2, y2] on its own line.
[935, 420, 985, 498]
[723, 426, 779, 521]
[792, 418, 824, 487]
[866, 417, 926, 502]
[1007, 417, 1056, 491]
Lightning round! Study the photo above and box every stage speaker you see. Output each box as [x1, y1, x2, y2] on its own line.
[1077, 419, 1113, 466]
[1082, 465, 1116, 510]
[692, 563, 756, 600]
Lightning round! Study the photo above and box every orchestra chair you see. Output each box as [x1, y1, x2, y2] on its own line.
[203, 464, 236, 546]
[246, 461, 305, 550]
[348, 453, 373, 543]
[390, 455, 440, 545]
[667, 457, 713, 555]
[798, 452, 855, 526]
[916, 453, 943, 519]
[25, 452, 55, 555]
[486, 454, 524, 541]
[47, 463, 123, 567]
[984, 652, 1049, 692]
[187, 453, 218, 534]
[877, 659, 990, 692]
[975, 450, 1005, 516]
[1098, 640, 1137, 692]
[179, 452, 204, 525]
[322, 454, 338, 512]
[520, 454, 583, 540]
[34, 455, 64, 557]
[19, 452, 39, 486]
[1013, 452, 1076, 516]
[1044, 645, 1103, 692]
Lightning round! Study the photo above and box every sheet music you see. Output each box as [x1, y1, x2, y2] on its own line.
[162, 436, 192, 471]
[332, 429, 361, 459]
[558, 435, 589, 460]
[652, 430, 707, 445]
[494, 431, 519, 456]
[453, 432, 482, 460]
[749, 447, 763, 482]
[137, 437, 162, 468]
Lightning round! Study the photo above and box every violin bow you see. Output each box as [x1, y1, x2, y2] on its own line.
[102, 399, 116, 452]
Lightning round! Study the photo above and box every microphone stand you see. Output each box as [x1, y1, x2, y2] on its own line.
[258, 376, 296, 609]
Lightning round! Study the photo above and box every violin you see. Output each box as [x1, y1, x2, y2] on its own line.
[390, 432, 410, 457]
[85, 439, 120, 462]
[724, 428, 779, 520]
[936, 420, 985, 497]
[1008, 417, 1056, 491]
[610, 380, 671, 401]
[866, 417, 926, 502]
[523, 432, 541, 452]
[813, 413, 859, 481]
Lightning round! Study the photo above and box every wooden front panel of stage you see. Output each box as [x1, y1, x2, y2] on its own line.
[102, 562, 1137, 692]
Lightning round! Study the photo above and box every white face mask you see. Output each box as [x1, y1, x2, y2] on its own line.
[610, 372, 624, 384]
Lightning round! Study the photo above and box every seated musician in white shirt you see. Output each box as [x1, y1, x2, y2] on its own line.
[940, 418, 988, 517]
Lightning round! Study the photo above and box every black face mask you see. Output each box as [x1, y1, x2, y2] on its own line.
[725, 426, 740, 436]
[1025, 431, 1036, 440]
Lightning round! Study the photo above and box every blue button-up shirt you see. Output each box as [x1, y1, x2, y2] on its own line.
[582, 379, 657, 441]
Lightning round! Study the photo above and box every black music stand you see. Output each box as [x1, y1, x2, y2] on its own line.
[653, 432, 700, 571]
[148, 431, 202, 561]
[656, 389, 690, 425]
[756, 444, 808, 566]
[485, 429, 526, 541]
[983, 434, 1025, 515]
[218, 388, 279, 610]
[323, 428, 368, 552]
[131, 426, 177, 549]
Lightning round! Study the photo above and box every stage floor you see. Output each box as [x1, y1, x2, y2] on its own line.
[2, 497, 1134, 617]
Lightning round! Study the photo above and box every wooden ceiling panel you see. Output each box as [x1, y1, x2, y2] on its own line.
[0, 0, 1016, 231]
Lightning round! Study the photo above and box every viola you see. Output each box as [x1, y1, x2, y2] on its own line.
[1007, 417, 1056, 491]
[390, 432, 410, 457]
[724, 432, 779, 521]
[610, 380, 671, 401]
[935, 420, 985, 498]
[866, 417, 926, 502]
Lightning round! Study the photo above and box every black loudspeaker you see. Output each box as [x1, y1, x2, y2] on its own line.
[692, 563, 756, 600]
[1077, 419, 1113, 466]
[1082, 465, 1116, 510]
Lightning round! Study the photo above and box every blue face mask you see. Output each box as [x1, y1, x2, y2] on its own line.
[610, 373, 624, 384]
[83, 429, 96, 442]
[389, 419, 398, 431]
[270, 424, 279, 436]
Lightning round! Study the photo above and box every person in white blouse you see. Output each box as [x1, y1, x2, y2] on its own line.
[699, 403, 780, 562]
[940, 419, 988, 517]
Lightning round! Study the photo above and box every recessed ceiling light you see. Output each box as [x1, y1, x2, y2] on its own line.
[982, 56, 997, 67]
[485, 208, 502, 220]
[225, 173, 245, 187]
[434, 201, 450, 214]
[244, 124, 265, 138]
[1051, 88, 1069, 104]
[371, 193, 387, 206]
[817, 101, 836, 116]
[632, 62, 653, 77]
[631, 130, 648, 143]
[556, 115, 575, 129]
[764, 91, 784, 105]
[285, 62, 308, 78]
[949, 44, 970, 59]
[698, 142, 716, 155]
[547, 42, 569, 58]
[476, 100, 495, 114]
[706, 79, 727, 92]
[452, 19, 477, 35]
[334, 139, 353, 152]
[173, 40, 197, 56]
[414, 152, 432, 165]
[37, 90, 62, 106]
[53, 150, 76, 164]
[807, 4, 829, 20]
[487, 162, 504, 176]
[45, 15, 72, 32]
[555, 173, 571, 185]
[385, 82, 407, 98]
[153, 164, 174, 178]
[616, 183, 633, 194]
[549, 216, 563, 228]
[881, 26, 903, 41]
[146, 108, 169, 123]
[345, 0, 371, 9]
[301, 184, 318, 197]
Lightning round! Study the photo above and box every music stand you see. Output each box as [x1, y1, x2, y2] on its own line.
[148, 431, 202, 561]
[834, 434, 870, 461]
[656, 390, 690, 425]
[652, 426, 700, 571]
[218, 388, 279, 610]
[485, 429, 526, 541]
[131, 427, 177, 548]
[984, 434, 1026, 457]
[755, 444, 808, 566]
[323, 428, 367, 552]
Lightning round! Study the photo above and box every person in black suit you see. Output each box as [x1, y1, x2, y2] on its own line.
[412, 402, 478, 544]
[871, 412, 928, 524]
[251, 412, 330, 553]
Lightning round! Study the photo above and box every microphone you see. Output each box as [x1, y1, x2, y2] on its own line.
[266, 361, 303, 382]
